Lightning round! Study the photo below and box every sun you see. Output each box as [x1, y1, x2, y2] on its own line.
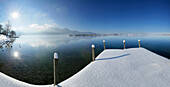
[11, 12, 19, 19]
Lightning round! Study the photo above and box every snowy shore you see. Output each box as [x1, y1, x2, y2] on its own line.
[0, 48, 170, 87]
[0, 72, 54, 87]
[0, 35, 11, 45]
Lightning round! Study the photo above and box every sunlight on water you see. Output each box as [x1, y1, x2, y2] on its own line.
[14, 51, 19, 57]
[13, 51, 21, 60]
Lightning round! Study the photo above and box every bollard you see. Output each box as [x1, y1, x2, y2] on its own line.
[54, 52, 59, 86]
[91, 44, 95, 61]
[103, 40, 105, 50]
[123, 40, 126, 49]
[138, 39, 141, 48]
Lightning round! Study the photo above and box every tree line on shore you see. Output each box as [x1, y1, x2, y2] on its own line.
[0, 21, 16, 37]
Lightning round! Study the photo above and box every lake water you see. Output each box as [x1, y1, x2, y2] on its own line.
[0, 35, 170, 85]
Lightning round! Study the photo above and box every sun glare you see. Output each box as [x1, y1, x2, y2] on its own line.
[12, 12, 19, 19]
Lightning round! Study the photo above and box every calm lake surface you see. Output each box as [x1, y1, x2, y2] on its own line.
[0, 35, 170, 84]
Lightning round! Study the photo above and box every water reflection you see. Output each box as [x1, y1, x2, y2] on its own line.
[0, 35, 96, 85]
[13, 51, 21, 60]
[0, 38, 16, 48]
[14, 51, 19, 57]
[1, 35, 170, 85]
[15, 35, 95, 48]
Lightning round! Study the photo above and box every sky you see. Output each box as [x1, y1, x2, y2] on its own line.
[0, 0, 170, 34]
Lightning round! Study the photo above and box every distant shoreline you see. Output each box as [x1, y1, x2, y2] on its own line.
[7, 33, 170, 37]
[69, 33, 170, 37]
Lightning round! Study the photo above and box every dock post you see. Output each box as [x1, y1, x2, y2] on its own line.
[123, 40, 126, 49]
[138, 39, 141, 48]
[103, 40, 105, 50]
[54, 52, 59, 86]
[91, 44, 95, 61]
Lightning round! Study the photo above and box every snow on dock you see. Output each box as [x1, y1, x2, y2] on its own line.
[59, 48, 170, 87]
[0, 48, 170, 87]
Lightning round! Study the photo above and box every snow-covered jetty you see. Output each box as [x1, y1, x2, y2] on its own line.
[0, 48, 170, 87]
[59, 48, 170, 87]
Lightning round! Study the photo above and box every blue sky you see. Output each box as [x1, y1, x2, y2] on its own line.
[0, 0, 170, 34]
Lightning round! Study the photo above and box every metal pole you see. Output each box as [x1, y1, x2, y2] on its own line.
[103, 40, 105, 50]
[54, 52, 58, 86]
[123, 40, 125, 49]
[91, 44, 95, 61]
[138, 39, 141, 48]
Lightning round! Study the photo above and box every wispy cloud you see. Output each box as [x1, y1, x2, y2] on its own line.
[29, 23, 58, 30]
[13, 22, 71, 35]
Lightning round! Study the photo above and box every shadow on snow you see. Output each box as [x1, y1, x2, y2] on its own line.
[96, 54, 130, 61]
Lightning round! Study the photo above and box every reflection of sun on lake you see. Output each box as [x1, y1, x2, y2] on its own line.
[14, 51, 19, 57]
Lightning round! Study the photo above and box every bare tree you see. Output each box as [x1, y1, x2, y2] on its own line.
[10, 30, 16, 36]
[5, 20, 12, 36]
[0, 24, 3, 34]
[2, 29, 7, 35]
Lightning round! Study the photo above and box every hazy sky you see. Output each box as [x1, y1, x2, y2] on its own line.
[0, 0, 170, 34]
